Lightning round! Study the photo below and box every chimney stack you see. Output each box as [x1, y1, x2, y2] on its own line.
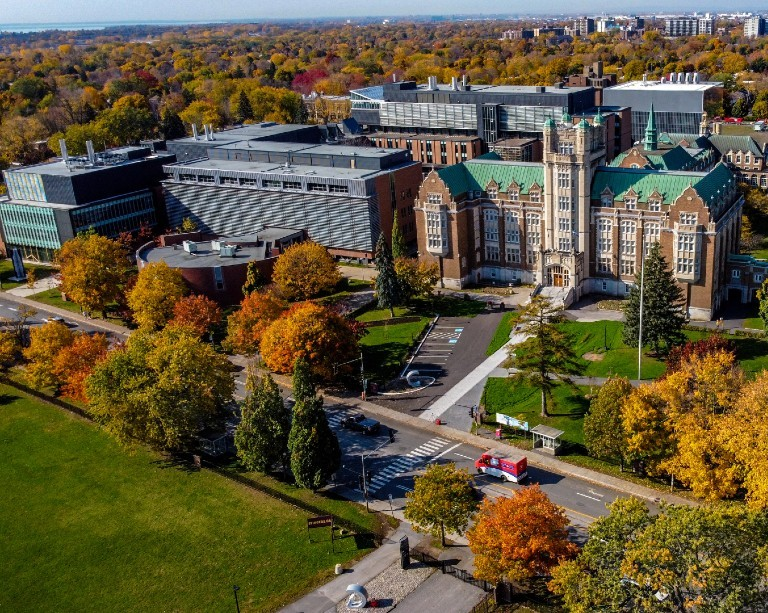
[207, 124, 215, 141]
[59, 139, 69, 164]
[451, 76, 458, 91]
[86, 140, 95, 165]
[192, 124, 199, 140]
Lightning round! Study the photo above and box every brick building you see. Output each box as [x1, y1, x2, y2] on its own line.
[415, 109, 744, 320]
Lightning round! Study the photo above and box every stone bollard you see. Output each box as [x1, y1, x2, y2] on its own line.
[335, 563, 343, 575]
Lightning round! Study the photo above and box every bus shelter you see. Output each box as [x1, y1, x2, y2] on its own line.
[530, 425, 565, 456]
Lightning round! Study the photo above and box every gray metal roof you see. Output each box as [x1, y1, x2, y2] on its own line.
[164, 158, 388, 180]
[530, 425, 565, 438]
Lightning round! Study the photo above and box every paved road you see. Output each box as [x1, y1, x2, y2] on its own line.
[0, 296, 118, 337]
[322, 401, 653, 531]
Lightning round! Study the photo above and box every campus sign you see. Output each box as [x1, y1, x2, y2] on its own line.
[496, 413, 529, 432]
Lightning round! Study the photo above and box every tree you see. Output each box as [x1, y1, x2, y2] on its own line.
[758, 278, 768, 330]
[235, 368, 291, 473]
[468, 485, 578, 584]
[507, 296, 582, 417]
[374, 233, 399, 317]
[622, 242, 686, 355]
[583, 377, 632, 470]
[224, 290, 287, 355]
[550, 497, 653, 612]
[52, 332, 109, 403]
[235, 90, 254, 123]
[23, 321, 74, 390]
[241, 261, 266, 296]
[56, 233, 131, 317]
[287, 359, 340, 490]
[159, 108, 186, 140]
[725, 371, 768, 509]
[86, 326, 234, 451]
[394, 258, 439, 302]
[260, 302, 359, 380]
[622, 382, 673, 476]
[391, 219, 407, 259]
[170, 294, 222, 337]
[291, 357, 317, 403]
[0, 331, 19, 370]
[664, 333, 735, 374]
[127, 262, 188, 330]
[404, 462, 478, 547]
[271, 241, 341, 301]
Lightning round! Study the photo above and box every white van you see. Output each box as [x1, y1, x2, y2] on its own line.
[755, 121, 766, 131]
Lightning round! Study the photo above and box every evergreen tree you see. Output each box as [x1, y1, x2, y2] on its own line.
[241, 261, 265, 296]
[758, 278, 768, 330]
[508, 296, 582, 417]
[391, 219, 407, 259]
[235, 90, 254, 123]
[235, 369, 291, 473]
[159, 108, 186, 140]
[374, 233, 399, 317]
[292, 358, 316, 403]
[288, 360, 340, 490]
[622, 242, 687, 355]
[583, 377, 632, 470]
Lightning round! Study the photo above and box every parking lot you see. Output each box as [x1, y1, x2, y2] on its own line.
[406, 319, 470, 377]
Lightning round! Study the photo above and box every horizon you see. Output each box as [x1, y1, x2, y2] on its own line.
[0, 0, 764, 27]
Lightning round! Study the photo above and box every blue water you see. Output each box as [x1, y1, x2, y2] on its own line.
[0, 20, 226, 34]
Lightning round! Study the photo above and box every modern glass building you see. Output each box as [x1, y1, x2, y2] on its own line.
[0, 146, 173, 261]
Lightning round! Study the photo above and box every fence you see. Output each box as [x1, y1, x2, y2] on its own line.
[469, 592, 497, 613]
[410, 550, 494, 593]
[1, 376, 94, 422]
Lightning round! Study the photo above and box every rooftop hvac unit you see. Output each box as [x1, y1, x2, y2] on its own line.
[219, 245, 237, 257]
[211, 239, 223, 251]
[183, 240, 199, 253]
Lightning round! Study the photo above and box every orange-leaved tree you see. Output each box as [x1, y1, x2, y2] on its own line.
[52, 332, 109, 403]
[224, 290, 288, 355]
[260, 302, 358, 380]
[55, 233, 131, 317]
[23, 321, 75, 389]
[467, 485, 578, 584]
[271, 241, 341, 301]
[170, 294, 222, 337]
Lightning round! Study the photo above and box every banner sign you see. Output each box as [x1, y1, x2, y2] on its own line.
[307, 515, 333, 529]
[496, 413, 529, 432]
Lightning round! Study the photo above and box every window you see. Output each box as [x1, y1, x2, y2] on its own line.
[329, 184, 349, 194]
[677, 233, 695, 251]
[426, 211, 447, 251]
[484, 209, 499, 242]
[598, 257, 612, 273]
[597, 218, 612, 253]
[213, 266, 225, 291]
[621, 259, 635, 275]
[525, 213, 540, 247]
[648, 199, 661, 212]
[505, 246, 521, 263]
[746, 154, 751, 164]
[679, 212, 697, 226]
[559, 142, 574, 155]
[239, 178, 257, 187]
[601, 195, 613, 207]
[221, 177, 238, 186]
[624, 197, 636, 209]
[732, 269, 741, 279]
[180, 174, 196, 183]
[527, 251, 538, 264]
[755, 274, 764, 283]
[263, 180, 281, 189]
[762, 176, 767, 188]
[529, 191, 541, 203]
[736, 154, 742, 164]
[644, 222, 661, 250]
[558, 217, 571, 232]
[427, 193, 443, 204]
[505, 211, 520, 243]
[307, 183, 327, 192]
[558, 196, 573, 211]
[677, 258, 695, 275]
[198, 175, 214, 183]
[284, 181, 302, 190]
[557, 171, 571, 188]
[485, 245, 500, 261]
[558, 237, 571, 251]
[487, 188, 498, 199]
[509, 190, 519, 200]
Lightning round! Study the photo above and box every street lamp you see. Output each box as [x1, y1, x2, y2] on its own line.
[361, 438, 392, 512]
[333, 351, 366, 398]
[233, 585, 240, 613]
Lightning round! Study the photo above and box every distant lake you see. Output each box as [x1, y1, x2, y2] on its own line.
[0, 20, 226, 33]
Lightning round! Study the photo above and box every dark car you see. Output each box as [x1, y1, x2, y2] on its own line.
[341, 413, 380, 434]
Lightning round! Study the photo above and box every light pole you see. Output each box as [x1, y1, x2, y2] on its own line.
[361, 438, 392, 512]
[333, 351, 366, 398]
[637, 241, 647, 383]
[233, 585, 240, 613]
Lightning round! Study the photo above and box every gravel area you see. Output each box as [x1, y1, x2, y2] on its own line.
[335, 560, 435, 612]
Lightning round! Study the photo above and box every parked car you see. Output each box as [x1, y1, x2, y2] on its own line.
[341, 413, 381, 434]
[755, 121, 767, 132]
[43, 316, 66, 324]
[724, 117, 743, 124]
[713, 116, 723, 122]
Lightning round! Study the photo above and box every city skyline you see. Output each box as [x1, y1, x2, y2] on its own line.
[0, 0, 763, 26]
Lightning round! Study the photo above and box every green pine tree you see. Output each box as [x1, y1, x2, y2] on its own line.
[235, 90, 254, 123]
[622, 242, 687, 355]
[241, 261, 265, 296]
[374, 233, 399, 317]
[292, 358, 316, 403]
[159, 108, 186, 140]
[583, 376, 632, 470]
[391, 219, 408, 259]
[287, 371, 340, 490]
[235, 369, 291, 473]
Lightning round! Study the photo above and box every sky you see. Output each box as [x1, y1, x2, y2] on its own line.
[0, 0, 762, 25]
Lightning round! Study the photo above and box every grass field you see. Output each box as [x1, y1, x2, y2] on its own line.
[0, 387, 376, 612]
[486, 311, 519, 356]
[360, 316, 431, 381]
[29, 288, 128, 325]
[744, 317, 765, 330]
[482, 379, 590, 447]
[0, 260, 55, 290]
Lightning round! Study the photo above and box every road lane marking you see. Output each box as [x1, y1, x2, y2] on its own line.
[430, 443, 461, 460]
[395, 485, 413, 492]
[588, 489, 606, 498]
[576, 492, 602, 502]
[454, 453, 475, 460]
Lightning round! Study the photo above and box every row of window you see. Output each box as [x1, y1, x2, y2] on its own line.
[731, 269, 765, 283]
[169, 173, 350, 194]
[484, 245, 538, 264]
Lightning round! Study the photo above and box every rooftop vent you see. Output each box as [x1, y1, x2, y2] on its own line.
[182, 240, 199, 253]
[192, 124, 199, 141]
[219, 245, 237, 258]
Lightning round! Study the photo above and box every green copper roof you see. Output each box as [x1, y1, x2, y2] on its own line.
[561, 111, 572, 123]
[644, 103, 658, 151]
[577, 117, 590, 130]
[594, 108, 605, 125]
[609, 145, 696, 171]
[707, 134, 764, 158]
[591, 162, 736, 208]
[438, 160, 544, 196]
[544, 117, 556, 129]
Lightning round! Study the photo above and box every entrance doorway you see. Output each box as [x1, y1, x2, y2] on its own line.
[547, 265, 570, 287]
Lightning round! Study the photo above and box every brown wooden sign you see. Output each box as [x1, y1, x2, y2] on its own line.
[307, 515, 333, 529]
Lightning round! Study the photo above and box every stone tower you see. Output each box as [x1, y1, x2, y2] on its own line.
[542, 113, 606, 296]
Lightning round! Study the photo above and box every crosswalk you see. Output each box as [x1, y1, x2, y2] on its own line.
[325, 407, 354, 429]
[367, 437, 452, 493]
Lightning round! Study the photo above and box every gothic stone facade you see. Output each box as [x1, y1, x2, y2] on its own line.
[415, 120, 743, 320]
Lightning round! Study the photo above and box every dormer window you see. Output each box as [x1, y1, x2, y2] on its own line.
[509, 190, 519, 200]
[649, 200, 661, 212]
[736, 154, 742, 164]
[625, 198, 636, 210]
[427, 193, 443, 204]
[680, 212, 697, 225]
[601, 195, 613, 207]
[530, 191, 540, 203]
[487, 188, 498, 199]
[746, 153, 751, 164]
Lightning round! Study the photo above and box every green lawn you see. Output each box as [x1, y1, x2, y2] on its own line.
[744, 317, 765, 330]
[29, 288, 127, 325]
[482, 379, 590, 448]
[0, 259, 55, 290]
[486, 311, 519, 355]
[360, 317, 431, 381]
[0, 387, 375, 612]
[357, 306, 412, 322]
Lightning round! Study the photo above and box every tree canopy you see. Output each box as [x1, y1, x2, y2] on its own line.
[271, 241, 341, 301]
[224, 290, 287, 355]
[374, 233, 399, 317]
[127, 262, 188, 330]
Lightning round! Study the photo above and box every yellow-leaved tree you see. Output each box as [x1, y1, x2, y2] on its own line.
[622, 382, 673, 476]
[127, 262, 188, 329]
[271, 241, 341, 301]
[23, 321, 74, 389]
